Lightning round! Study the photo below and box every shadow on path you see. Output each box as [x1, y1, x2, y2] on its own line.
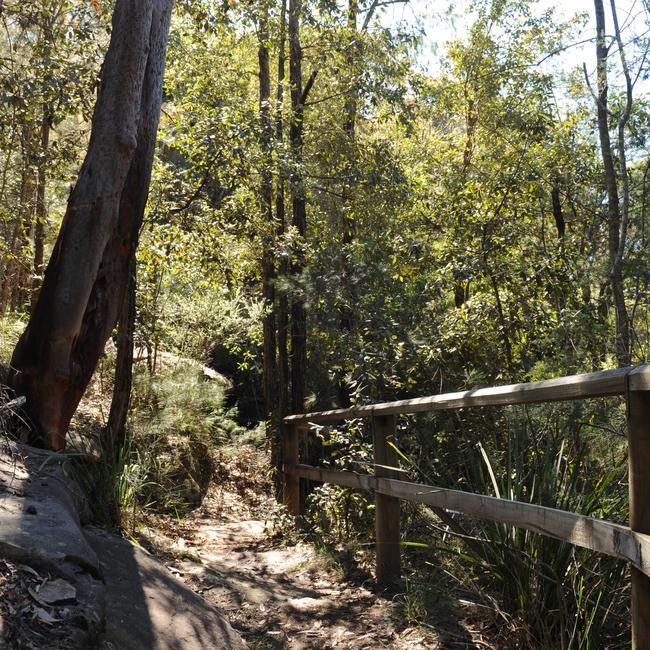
[86, 527, 245, 650]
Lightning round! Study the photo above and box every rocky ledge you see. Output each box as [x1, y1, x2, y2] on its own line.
[0, 442, 245, 649]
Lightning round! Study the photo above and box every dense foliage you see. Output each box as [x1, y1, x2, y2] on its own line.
[1, 0, 650, 645]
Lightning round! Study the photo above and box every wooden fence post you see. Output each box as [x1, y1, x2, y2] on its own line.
[373, 414, 401, 587]
[628, 386, 650, 648]
[282, 421, 301, 517]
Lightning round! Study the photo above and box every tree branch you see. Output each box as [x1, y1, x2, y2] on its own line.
[582, 61, 616, 119]
[300, 68, 317, 106]
[170, 177, 208, 214]
[610, 0, 633, 274]
[361, 0, 408, 32]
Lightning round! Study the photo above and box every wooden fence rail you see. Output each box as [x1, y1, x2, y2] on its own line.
[282, 364, 650, 648]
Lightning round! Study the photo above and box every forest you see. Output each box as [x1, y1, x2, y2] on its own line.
[0, 0, 650, 647]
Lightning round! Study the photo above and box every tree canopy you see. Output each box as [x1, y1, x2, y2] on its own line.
[1, 0, 650, 644]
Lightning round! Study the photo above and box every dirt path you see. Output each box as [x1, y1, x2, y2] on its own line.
[154, 498, 438, 648]
[138, 449, 494, 649]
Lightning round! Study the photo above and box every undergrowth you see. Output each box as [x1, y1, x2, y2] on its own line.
[119, 357, 259, 524]
[65, 348, 265, 534]
[0, 317, 24, 364]
[297, 402, 632, 649]
[0, 313, 634, 647]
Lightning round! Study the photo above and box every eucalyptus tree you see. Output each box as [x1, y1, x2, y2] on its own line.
[257, 0, 277, 424]
[9, 0, 174, 450]
[589, 0, 648, 366]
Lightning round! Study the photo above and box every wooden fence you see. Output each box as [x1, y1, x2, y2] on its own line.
[281, 365, 650, 648]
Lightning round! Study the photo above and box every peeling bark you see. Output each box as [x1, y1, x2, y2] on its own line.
[9, 0, 174, 450]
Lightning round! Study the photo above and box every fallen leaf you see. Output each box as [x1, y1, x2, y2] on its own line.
[33, 606, 59, 624]
[31, 579, 76, 605]
[28, 586, 46, 606]
[17, 564, 41, 579]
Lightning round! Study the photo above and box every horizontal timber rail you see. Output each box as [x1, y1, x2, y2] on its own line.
[281, 364, 650, 648]
[285, 464, 650, 575]
[284, 364, 650, 424]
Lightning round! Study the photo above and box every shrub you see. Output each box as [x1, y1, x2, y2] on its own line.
[126, 357, 234, 515]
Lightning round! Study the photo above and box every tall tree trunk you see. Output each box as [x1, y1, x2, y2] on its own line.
[9, 0, 174, 450]
[288, 0, 319, 507]
[276, 0, 289, 422]
[259, 8, 277, 423]
[289, 0, 309, 414]
[0, 188, 23, 315]
[31, 109, 50, 312]
[0, 141, 18, 301]
[594, 0, 631, 366]
[106, 252, 137, 451]
[7, 155, 36, 315]
[453, 72, 479, 310]
[31, 13, 56, 313]
[274, 0, 289, 497]
[337, 0, 358, 408]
